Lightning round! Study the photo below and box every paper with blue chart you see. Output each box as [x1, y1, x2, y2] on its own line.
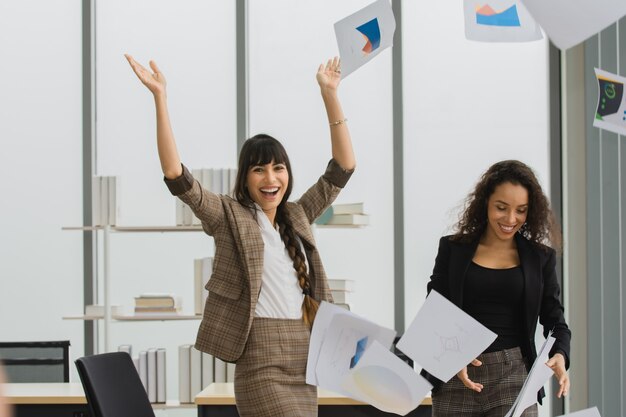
[333, 0, 396, 78]
[463, 0, 542, 43]
[594, 68, 626, 136]
[520, 0, 626, 50]
[504, 335, 555, 417]
[342, 340, 432, 415]
[396, 290, 497, 382]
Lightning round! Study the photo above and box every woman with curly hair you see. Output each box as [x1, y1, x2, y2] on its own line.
[425, 160, 571, 417]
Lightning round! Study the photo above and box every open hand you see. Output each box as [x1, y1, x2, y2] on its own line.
[546, 353, 569, 398]
[125, 54, 166, 97]
[456, 358, 484, 393]
[316, 56, 341, 92]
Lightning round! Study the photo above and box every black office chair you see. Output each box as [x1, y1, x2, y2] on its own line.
[0, 341, 70, 382]
[75, 352, 155, 417]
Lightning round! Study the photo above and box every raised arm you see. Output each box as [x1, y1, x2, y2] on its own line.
[125, 54, 182, 179]
[316, 57, 356, 171]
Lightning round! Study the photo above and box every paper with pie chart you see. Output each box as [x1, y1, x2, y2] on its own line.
[396, 290, 497, 382]
[342, 340, 432, 415]
[334, 0, 396, 78]
[594, 68, 626, 136]
[464, 0, 542, 42]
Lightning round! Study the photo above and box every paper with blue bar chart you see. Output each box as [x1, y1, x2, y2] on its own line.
[594, 68, 626, 136]
[464, 0, 542, 42]
[334, 0, 396, 78]
[396, 290, 497, 382]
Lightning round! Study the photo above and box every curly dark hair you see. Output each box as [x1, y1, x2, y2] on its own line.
[451, 160, 561, 250]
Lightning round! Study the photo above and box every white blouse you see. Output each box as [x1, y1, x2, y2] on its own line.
[254, 206, 306, 319]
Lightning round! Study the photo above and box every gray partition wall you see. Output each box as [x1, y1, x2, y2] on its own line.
[583, 17, 626, 417]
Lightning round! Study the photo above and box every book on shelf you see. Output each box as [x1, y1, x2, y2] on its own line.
[190, 347, 202, 401]
[194, 257, 213, 315]
[327, 279, 354, 292]
[91, 175, 120, 226]
[326, 213, 369, 226]
[214, 357, 227, 383]
[139, 351, 148, 393]
[118, 344, 132, 357]
[134, 294, 181, 314]
[178, 344, 192, 403]
[332, 202, 365, 215]
[156, 348, 166, 403]
[147, 348, 157, 403]
[201, 352, 214, 388]
[226, 363, 236, 383]
[334, 302, 351, 311]
[331, 290, 353, 304]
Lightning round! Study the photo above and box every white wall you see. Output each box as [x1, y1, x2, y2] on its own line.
[0, 0, 84, 377]
[248, 0, 396, 328]
[402, 1, 551, 324]
[94, 0, 236, 402]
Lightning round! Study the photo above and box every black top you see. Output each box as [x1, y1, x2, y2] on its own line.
[463, 262, 524, 353]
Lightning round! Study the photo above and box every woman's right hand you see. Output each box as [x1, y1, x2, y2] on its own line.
[125, 54, 166, 97]
[456, 358, 483, 392]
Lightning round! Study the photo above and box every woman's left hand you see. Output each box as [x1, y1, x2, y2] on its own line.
[546, 353, 569, 398]
[316, 56, 341, 92]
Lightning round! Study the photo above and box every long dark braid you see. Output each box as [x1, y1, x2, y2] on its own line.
[275, 208, 319, 328]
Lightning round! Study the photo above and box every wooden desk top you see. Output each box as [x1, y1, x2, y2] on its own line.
[195, 383, 432, 406]
[3, 383, 87, 404]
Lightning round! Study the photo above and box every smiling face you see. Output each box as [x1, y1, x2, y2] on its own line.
[246, 160, 289, 224]
[484, 181, 529, 244]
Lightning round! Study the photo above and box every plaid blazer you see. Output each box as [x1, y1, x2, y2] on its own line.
[165, 159, 353, 362]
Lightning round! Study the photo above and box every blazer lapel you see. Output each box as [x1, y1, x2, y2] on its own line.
[449, 240, 478, 307]
[515, 234, 541, 335]
[287, 205, 316, 249]
[228, 202, 264, 300]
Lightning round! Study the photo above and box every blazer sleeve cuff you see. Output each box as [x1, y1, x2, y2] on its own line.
[323, 158, 354, 188]
[164, 163, 195, 196]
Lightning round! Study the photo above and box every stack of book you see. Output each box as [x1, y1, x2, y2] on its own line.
[119, 345, 167, 403]
[178, 344, 235, 403]
[92, 175, 120, 226]
[328, 278, 354, 310]
[134, 293, 181, 315]
[315, 202, 369, 226]
[176, 168, 238, 226]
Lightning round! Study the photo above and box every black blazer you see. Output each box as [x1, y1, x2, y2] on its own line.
[423, 234, 571, 397]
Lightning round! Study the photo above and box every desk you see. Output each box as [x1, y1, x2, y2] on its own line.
[4, 383, 195, 417]
[4, 383, 89, 417]
[196, 383, 432, 417]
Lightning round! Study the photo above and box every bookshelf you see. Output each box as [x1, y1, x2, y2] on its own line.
[62, 225, 206, 352]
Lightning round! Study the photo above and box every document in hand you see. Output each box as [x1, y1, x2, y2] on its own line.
[396, 290, 497, 382]
[555, 407, 601, 417]
[520, 0, 626, 50]
[334, 0, 396, 78]
[504, 335, 556, 417]
[307, 302, 432, 416]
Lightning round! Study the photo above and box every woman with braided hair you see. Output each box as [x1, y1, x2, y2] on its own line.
[125, 54, 355, 416]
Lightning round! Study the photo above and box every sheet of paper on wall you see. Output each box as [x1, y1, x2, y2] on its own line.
[314, 310, 397, 393]
[334, 0, 396, 78]
[520, 0, 626, 50]
[555, 407, 601, 417]
[396, 290, 497, 382]
[594, 68, 626, 136]
[504, 335, 556, 417]
[464, 0, 542, 43]
[340, 340, 433, 415]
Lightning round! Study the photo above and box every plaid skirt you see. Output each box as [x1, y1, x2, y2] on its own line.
[432, 347, 538, 417]
[234, 317, 317, 417]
